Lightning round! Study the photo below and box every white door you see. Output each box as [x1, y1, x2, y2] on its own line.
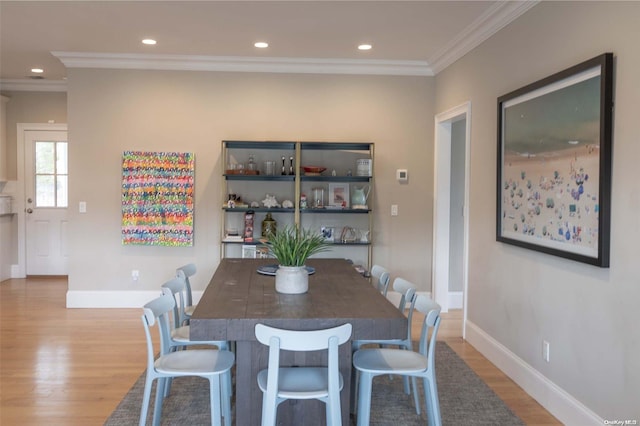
[24, 130, 69, 275]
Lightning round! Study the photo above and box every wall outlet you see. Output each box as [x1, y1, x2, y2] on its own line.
[542, 340, 550, 362]
[131, 270, 140, 282]
[391, 204, 398, 216]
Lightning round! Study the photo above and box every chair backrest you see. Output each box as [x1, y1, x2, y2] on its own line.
[370, 264, 390, 296]
[161, 276, 188, 328]
[176, 263, 197, 306]
[392, 277, 417, 312]
[141, 293, 176, 367]
[255, 323, 352, 405]
[414, 295, 442, 367]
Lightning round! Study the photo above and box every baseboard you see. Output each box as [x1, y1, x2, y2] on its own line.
[465, 320, 603, 425]
[66, 290, 204, 308]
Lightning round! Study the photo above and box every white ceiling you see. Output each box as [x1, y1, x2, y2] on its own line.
[0, 1, 537, 91]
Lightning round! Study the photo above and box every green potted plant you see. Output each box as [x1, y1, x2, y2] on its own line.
[262, 225, 331, 293]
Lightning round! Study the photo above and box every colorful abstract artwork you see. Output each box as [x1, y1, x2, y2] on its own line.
[497, 53, 613, 267]
[122, 151, 194, 246]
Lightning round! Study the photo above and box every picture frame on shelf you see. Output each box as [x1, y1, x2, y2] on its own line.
[497, 53, 613, 267]
[242, 244, 257, 259]
[328, 183, 349, 208]
[321, 226, 334, 242]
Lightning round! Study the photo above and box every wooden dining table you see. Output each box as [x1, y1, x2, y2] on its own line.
[190, 258, 407, 426]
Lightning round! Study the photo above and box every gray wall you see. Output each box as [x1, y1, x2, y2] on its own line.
[66, 70, 435, 294]
[448, 118, 465, 293]
[2, 91, 67, 179]
[436, 2, 639, 420]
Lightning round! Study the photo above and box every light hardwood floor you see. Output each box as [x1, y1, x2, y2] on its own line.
[0, 277, 560, 425]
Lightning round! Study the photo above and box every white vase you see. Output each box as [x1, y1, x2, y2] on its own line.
[275, 265, 309, 294]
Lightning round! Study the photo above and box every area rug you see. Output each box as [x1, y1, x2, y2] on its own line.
[105, 342, 524, 425]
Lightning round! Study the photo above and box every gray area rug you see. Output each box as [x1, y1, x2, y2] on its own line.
[105, 342, 524, 425]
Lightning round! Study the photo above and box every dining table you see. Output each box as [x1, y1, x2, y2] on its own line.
[189, 258, 407, 426]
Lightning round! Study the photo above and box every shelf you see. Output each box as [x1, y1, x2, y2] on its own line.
[223, 207, 294, 213]
[300, 175, 370, 182]
[223, 141, 296, 150]
[224, 174, 295, 181]
[222, 140, 374, 267]
[300, 208, 370, 214]
[300, 142, 372, 151]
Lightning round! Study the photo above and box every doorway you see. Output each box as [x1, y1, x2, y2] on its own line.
[432, 102, 470, 337]
[17, 123, 68, 277]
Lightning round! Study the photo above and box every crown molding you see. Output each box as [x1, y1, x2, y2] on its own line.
[428, 0, 540, 74]
[52, 52, 434, 77]
[0, 79, 67, 92]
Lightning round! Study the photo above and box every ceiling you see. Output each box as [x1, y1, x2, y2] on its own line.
[0, 1, 537, 91]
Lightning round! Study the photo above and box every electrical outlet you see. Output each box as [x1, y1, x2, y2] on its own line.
[391, 204, 398, 216]
[131, 270, 140, 282]
[542, 340, 550, 362]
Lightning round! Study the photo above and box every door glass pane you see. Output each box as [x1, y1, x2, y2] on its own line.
[35, 142, 55, 174]
[34, 140, 68, 208]
[56, 142, 68, 174]
[36, 175, 55, 207]
[56, 175, 68, 207]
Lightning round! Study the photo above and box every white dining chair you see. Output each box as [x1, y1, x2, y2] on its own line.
[161, 277, 231, 399]
[176, 263, 197, 323]
[139, 293, 234, 426]
[353, 294, 442, 426]
[350, 277, 419, 414]
[161, 276, 230, 351]
[370, 264, 391, 296]
[255, 323, 353, 426]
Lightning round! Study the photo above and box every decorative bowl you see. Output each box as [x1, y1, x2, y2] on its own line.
[302, 166, 326, 174]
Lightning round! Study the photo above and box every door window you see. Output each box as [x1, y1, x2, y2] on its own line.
[35, 141, 68, 207]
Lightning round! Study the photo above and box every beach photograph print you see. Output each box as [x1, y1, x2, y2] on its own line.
[497, 53, 613, 266]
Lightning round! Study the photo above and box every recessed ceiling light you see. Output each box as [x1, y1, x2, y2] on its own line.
[31, 68, 44, 73]
[254, 42, 269, 49]
[142, 39, 157, 45]
[358, 44, 372, 51]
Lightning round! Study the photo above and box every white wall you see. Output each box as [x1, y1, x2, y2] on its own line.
[66, 70, 435, 300]
[435, 2, 640, 422]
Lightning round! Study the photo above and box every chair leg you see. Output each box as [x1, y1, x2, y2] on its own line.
[356, 372, 374, 426]
[152, 377, 166, 426]
[411, 376, 421, 415]
[139, 374, 154, 426]
[423, 377, 442, 426]
[221, 371, 231, 426]
[350, 362, 359, 414]
[209, 375, 222, 426]
[326, 387, 342, 426]
[261, 390, 276, 426]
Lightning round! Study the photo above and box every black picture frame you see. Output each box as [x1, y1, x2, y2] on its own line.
[497, 53, 614, 267]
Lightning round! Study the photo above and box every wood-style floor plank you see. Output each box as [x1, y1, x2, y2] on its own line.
[1, 277, 560, 425]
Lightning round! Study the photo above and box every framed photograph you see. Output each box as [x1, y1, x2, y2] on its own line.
[320, 226, 334, 242]
[497, 53, 613, 267]
[242, 244, 257, 259]
[328, 183, 349, 208]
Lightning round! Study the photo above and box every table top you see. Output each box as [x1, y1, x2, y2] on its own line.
[190, 258, 407, 342]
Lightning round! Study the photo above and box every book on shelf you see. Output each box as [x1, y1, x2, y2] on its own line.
[223, 235, 244, 242]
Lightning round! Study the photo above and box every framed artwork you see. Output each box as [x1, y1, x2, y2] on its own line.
[242, 244, 257, 259]
[497, 53, 613, 267]
[328, 183, 349, 208]
[321, 226, 334, 242]
[121, 151, 194, 246]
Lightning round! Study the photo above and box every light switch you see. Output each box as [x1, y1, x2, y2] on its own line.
[79, 201, 87, 213]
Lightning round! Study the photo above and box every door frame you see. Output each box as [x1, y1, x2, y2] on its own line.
[432, 102, 470, 337]
[16, 123, 68, 278]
